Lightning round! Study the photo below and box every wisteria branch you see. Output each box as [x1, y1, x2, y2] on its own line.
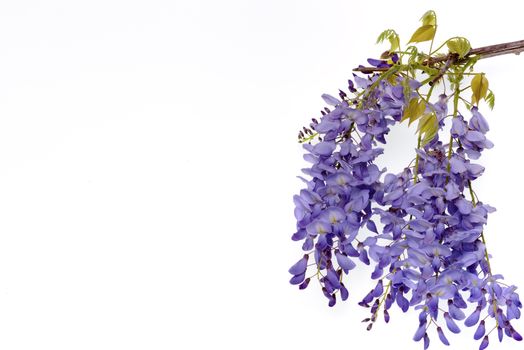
[354, 39, 524, 73]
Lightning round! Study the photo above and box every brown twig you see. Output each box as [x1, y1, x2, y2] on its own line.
[353, 39, 524, 73]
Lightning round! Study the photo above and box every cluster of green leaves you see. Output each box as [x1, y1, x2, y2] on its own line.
[375, 10, 495, 146]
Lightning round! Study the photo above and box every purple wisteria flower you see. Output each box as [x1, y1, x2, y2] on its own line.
[290, 60, 522, 350]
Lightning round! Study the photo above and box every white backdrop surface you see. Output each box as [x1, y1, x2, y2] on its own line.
[0, 1, 523, 349]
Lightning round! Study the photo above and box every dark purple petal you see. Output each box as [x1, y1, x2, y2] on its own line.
[366, 220, 378, 234]
[424, 333, 430, 350]
[511, 328, 523, 341]
[479, 335, 489, 350]
[298, 278, 311, 290]
[338, 282, 347, 301]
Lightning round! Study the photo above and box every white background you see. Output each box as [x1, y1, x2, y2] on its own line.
[0, 1, 523, 349]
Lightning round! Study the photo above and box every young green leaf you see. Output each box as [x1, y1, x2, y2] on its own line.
[417, 113, 438, 146]
[447, 37, 471, 58]
[402, 98, 427, 125]
[376, 29, 400, 52]
[408, 25, 436, 43]
[471, 74, 489, 105]
[485, 90, 495, 110]
[420, 10, 437, 26]
[389, 33, 400, 52]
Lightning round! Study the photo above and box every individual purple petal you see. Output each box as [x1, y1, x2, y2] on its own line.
[372, 280, 384, 297]
[335, 252, 356, 271]
[497, 327, 503, 342]
[315, 119, 340, 133]
[449, 157, 467, 173]
[466, 163, 485, 177]
[474, 320, 486, 340]
[413, 321, 427, 341]
[448, 301, 466, 320]
[353, 74, 370, 89]
[367, 58, 386, 67]
[312, 141, 336, 156]
[465, 306, 481, 327]
[289, 254, 309, 275]
[437, 327, 450, 346]
[444, 312, 461, 333]
[326, 268, 341, 289]
[470, 107, 490, 133]
[306, 220, 331, 236]
[396, 291, 409, 312]
[289, 272, 306, 285]
[321, 94, 340, 106]
[451, 116, 467, 136]
[366, 220, 378, 233]
[479, 335, 489, 350]
[359, 249, 370, 265]
[465, 130, 486, 142]
[455, 198, 473, 215]
[322, 207, 346, 224]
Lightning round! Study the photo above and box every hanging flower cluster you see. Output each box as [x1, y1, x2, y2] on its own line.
[289, 11, 522, 350]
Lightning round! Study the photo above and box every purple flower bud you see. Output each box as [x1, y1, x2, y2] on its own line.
[396, 291, 409, 312]
[474, 320, 486, 340]
[424, 333, 430, 350]
[340, 282, 349, 301]
[479, 335, 489, 350]
[385, 293, 393, 310]
[448, 300, 466, 320]
[384, 309, 390, 323]
[444, 312, 461, 333]
[511, 328, 523, 341]
[497, 327, 503, 342]
[465, 306, 481, 327]
[437, 326, 450, 346]
[359, 249, 370, 265]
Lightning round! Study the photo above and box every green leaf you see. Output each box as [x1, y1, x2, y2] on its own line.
[376, 29, 400, 52]
[485, 90, 495, 110]
[417, 113, 438, 146]
[408, 25, 436, 43]
[420, 10, 437, 26]
[389, 33, 400, 52]
[402, 98, 427, 125]
[471, 74, 489, 105]
[447, 37, 471, 58]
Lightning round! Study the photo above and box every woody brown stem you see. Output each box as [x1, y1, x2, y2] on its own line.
[353, 39, 524, 73]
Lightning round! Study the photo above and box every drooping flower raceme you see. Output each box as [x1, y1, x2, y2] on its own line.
[289, 53, 522, 349]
